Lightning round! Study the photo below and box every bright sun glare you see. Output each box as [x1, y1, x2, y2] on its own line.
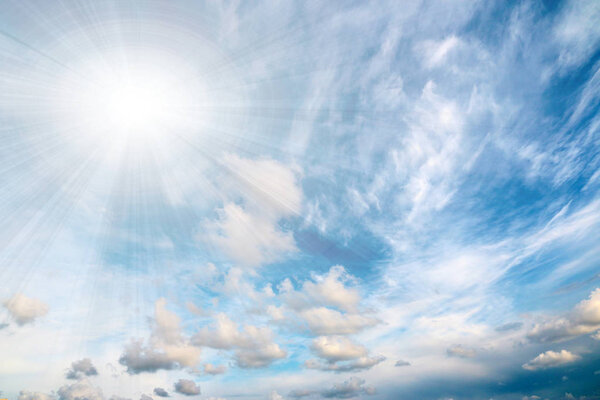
[54, 50, 203, 147]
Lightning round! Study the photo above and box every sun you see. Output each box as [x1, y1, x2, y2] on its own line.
[53, 48, 206, 149]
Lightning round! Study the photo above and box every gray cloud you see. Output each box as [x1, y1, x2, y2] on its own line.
[66, 358, 98, 380]
[174, 380, 200, 396]
[153, 389, 168, 398]
[495, 322, 523, 332]
[57, 379, 104, 400]
[446, 345, 477, 358]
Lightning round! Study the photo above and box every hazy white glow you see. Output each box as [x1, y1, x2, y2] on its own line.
[54, 49, 207, 147]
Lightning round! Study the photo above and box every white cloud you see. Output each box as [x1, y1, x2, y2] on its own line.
[192, 313, 286, 368]
[203, 363, 227, 375]
[3, 293, 48, 325]
[299, 307, 378, 335]
[320, 377, 376, 399]
[119, 298, 200, 373]
[446, 345, 477, 358]
[58, 379, 104, 400]
[174, 379, 200, 396]
[281, 265, 360, 312]
[528, 288, 600, 343]
[310, 336, 367, 362]
[553, 0, 600, 71]
[18, 392, 54, 400]
[522, 350, 581, 371]
[419, 36, 461, 68]
[221, 154, 302, 218]
[203, 202, 296, 268]
[201, 155, 302, 268]
[235, 342, 287, 368]
[305, 335, 384, 372]
[268, 391, 284, 400]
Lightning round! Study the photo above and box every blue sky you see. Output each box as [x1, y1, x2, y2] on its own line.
[1, 1, 600, 399]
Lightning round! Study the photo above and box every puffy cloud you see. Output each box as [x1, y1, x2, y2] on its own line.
[321, 377, 376, 399]
[446, 345, 477, 358]
[119, 298, 200, 374]
[235, 343, 287, 368]
[528, 288, 600, 343]
[192, 313, 286, 368]
[522, 350, 581, 371]
[305, 335, 384, 372]
[299, 307, 378, 335]
[3, 293, 48, 325]
[310, 336, 367, 362]
[174, 379, 200, 396]
[203, 363, 226, 375]
[281, 266, 360, 313]
[203, 203, 296, 268]
[268, 392, 284, 400]
[57, 379, 104, 400]
[18, 392, 54, 400]
[66, 358, 98, 380]
[201, 155, 302, 268]
[276, 266, 378, 336]
[153, 389, 168, 398]
[305, 356, 385, 372]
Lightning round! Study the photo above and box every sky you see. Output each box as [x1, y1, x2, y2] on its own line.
[0, 0, 600, 399]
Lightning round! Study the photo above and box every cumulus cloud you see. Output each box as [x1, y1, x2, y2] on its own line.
[522, 350, 581, 371]
[321, 377, 376, 399]
[305, 336, 384, 372]
[66, 358, 98, 380]
[203, 203, 296, 268]
[3, 293, 48, 325]
[57, 379, 104, 400]
[174, 379, 200, 396]
[446, 345, 477, 358]
[305, 356, 385, 372]
[310, 336, 367, 361]
[201, 155, 302, 268]
[268, 392, 284, 400]
[276, 266, 378, 336]
[192, 313, 286, 368]
[153, 389, 168, 398]
[119, 298, 200, 374]
[203, 363, 227, 375]
[528, 288, 600, 343]
[287, 377, 375, 399]
[18, 392, 54, 400]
